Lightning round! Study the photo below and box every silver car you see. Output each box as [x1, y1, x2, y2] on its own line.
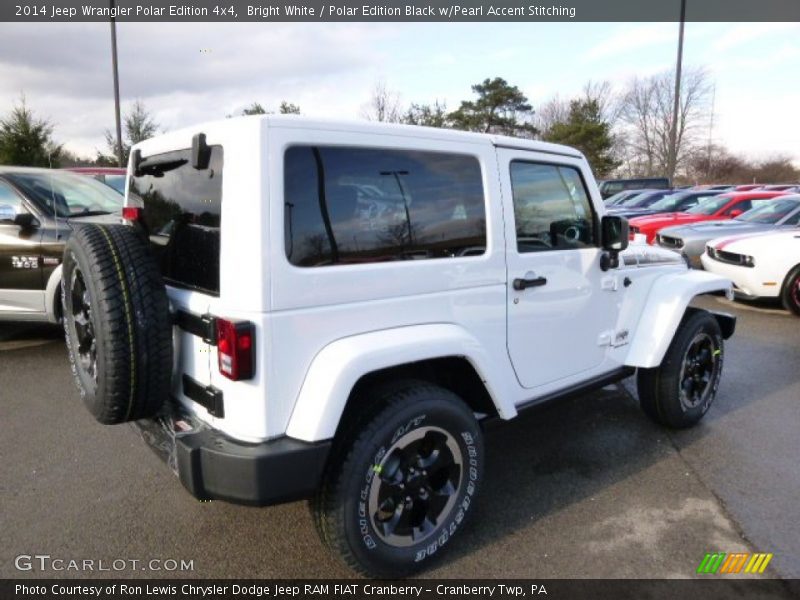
[655, 195, 800, 267]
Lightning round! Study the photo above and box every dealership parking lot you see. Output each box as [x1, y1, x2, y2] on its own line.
[1, 295, 798, 580]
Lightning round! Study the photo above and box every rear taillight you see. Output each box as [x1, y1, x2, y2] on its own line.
[216, 318, 255, 381]
[122, 206, 143, 221]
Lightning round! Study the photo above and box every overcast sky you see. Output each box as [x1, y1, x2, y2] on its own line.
[0, 21, 798, 163]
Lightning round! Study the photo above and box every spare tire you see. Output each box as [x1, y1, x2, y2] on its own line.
[62, 224, 173, 424]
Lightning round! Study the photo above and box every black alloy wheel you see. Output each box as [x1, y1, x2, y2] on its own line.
[677, 332, 719, 412]
[69, 266, 98, 385]
[368, 426, 463, 547]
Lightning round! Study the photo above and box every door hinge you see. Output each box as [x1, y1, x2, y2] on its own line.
[174, 310, 217, 345]
[182, 374, 224, 418]
[598, 329, 630, 347]
[600, 276, 619, 291]
[597, 330, 614, 346]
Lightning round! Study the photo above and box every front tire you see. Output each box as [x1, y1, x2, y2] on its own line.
[637, 309, 724, 429]
[312, 381, 483, 577]
[781, 265, 800, 317]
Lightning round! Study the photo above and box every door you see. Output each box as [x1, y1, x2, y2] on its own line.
[127, 144, 223, 420]
[498, 150, 620, 389]
[0, 180, 44, 314]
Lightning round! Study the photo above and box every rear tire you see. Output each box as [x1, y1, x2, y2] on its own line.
[62, 224, 172, 424]
[637, 309, 723, 429]
[311, 381, 483, 577]
[781, 265, 800, 317]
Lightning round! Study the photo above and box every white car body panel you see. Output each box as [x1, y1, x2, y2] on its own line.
[701, 229, 800, 298]
[127, 116, 733, 443]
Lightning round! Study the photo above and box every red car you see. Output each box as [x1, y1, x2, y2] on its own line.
[629, 191, 786, 244]
[63, 167, 126, 194]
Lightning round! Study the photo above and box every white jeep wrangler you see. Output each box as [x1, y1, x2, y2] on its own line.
[62, 116, 735, 576]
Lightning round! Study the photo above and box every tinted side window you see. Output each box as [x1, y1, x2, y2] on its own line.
[510, 162, 595, 253]
[129, 146, 223, 295]
[284, 146, 486, 267]
[679, 194, 710, 211]
[785, 210, 800, 226]
[726, 200, 752, 214]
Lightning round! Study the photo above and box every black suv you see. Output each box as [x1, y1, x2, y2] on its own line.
[0, 167, 122, 323]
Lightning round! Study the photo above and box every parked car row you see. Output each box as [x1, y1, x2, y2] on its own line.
[629, 191, 787, 244]
[611, 182, 800, 316]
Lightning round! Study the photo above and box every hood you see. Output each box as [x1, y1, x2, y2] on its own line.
[630, 212, 695, 227]
[661, 221, 770, 241]
[708, 229, 800, 255]
[684, 219, 753, 231]
[619, 243, 686, 268]
[609, 207, 660, 219]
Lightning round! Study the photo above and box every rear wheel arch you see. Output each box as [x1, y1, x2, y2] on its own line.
[285, 325, 514, 442]
[333, 357, 497, 446]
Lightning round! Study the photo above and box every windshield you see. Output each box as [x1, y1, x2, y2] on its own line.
[604, 190, 632, 205]
[617, 192, 649, 207]
[648, 192, 691, 211]
[103, 174, 127, 194]
[738, 198, 800, 224]
[6, 171, 123, 217]
[686, 195, 732, 215]
[619, 191, 667, 207]
[649, 192, 718, 212]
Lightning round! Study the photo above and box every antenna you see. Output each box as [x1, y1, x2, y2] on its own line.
[706, 83, 716, 181]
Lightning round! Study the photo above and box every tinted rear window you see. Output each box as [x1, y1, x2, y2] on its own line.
[284, 146, 486, 267]
[129, 146, 223, 295]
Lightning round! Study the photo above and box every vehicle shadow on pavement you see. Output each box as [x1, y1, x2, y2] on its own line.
[426, 369, 792, 583]
[0, 323, 62, 347]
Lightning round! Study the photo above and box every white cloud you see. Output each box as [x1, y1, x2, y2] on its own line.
[0, 22, 396, 156]
[0, 21, 797, 166]
[711, 22, 800, 53]
[582, 23, 677, 62]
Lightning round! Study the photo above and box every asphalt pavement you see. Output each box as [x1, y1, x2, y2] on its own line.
[1, 295, 798, 581]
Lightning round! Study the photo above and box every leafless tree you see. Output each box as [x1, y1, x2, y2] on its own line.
[361, 80, 403, 123]
[537, 80, 624, 144]
[582, 80, 622, 124]
[619, 67, 712, 180]
[535, 95, 570, 138]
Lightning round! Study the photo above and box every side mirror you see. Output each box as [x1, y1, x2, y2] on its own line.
[601, 215, 629, 252]
[729, 209, 743, 218]
[0, 204, 15, 222]
[600, 215, 629, 271]
[14, 213, 37, 229]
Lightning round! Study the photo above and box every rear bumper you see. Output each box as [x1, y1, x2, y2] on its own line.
[133, 407, 331, 506]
